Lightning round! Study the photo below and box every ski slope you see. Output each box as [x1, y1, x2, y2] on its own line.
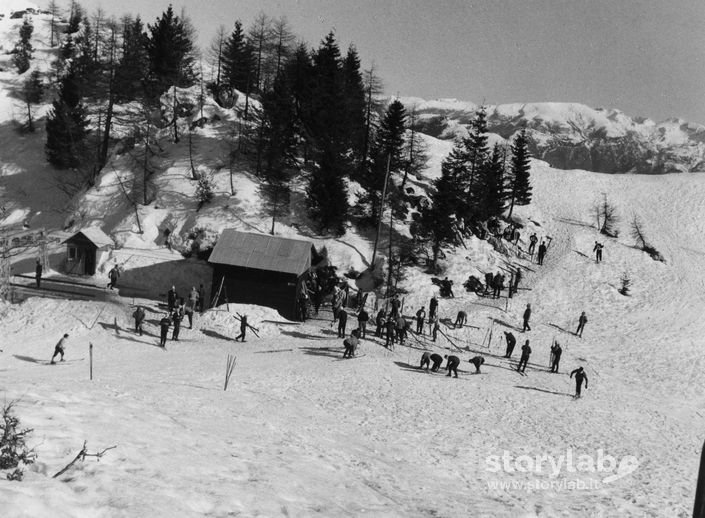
[1, 162, 703, 517]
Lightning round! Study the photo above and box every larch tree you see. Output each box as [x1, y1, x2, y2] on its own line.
[21, 70, 44, 132]
[507, 128, 532, 219]
[13, 18, 34, 74]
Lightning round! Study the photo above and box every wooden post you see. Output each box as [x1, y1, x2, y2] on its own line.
[89, 343, 93, 381]
[694, 439, 705, 517]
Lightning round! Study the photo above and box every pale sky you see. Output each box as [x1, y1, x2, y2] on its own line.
[72, 0, 705, 124]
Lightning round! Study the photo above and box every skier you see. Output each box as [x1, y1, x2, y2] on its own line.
[337, 308, 348, 338]
[522, 303, 532, 332]
[343, 330, 360, 358]
[35, 258, 42, 288]
[593, 242, 604, 263]
[454, 310, 467, 329]
[390, 296, 401, 319]
[576, 311, 588, 337]
[184, 294, 196, 329]
[445, 355, 461, 378]
[396, 315, 407, 345]
[517, 340, 531, 372]
[570, 366, 589, 398]
[468, 355, 485, 373]
[171, 304, 183, 341]
[107, 264, 120, 290]
[528, 233, 538, 256]
[484, 272, 494, 296]
[159, 314, 171, 347]
[375, 309, 386, 337]
[357, 308, 369, 339]
[513, 268, 522, 295]
[133, 306, 146, 336]
[416, 307, 426, 334]
[429, 295, 438, 322]
[537, 241, 547, 265]
[550, 342, 562, 373]
[235, 315, 248, 342]
[167, 285, 178, 312]
[431, 315, 440, 342]
[430, 353, 444, 372]
[50, 333, 69, 364]
[492, 273, 504, 299]
[504, 331, 516, 358]
[385, 316, 396, 349]
[420, 351, 431, 370]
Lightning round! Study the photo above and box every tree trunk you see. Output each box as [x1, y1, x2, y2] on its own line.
[172, 85, 179, 143]
[26, 102, 33, 132]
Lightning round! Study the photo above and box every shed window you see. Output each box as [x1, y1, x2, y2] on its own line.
[68, 247, 77, 261]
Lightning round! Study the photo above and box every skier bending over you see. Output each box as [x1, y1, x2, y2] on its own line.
[430, 353, 444, 372]
[420, 352, 432, 370]
[570, 366, 589, 398]
[454, 310, 467, 329]
[468, 356, 485, 373]
[445, 355, 461, 378]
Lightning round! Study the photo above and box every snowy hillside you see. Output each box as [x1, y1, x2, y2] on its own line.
[0, 6, 703, 517]
[402, 97, 705, 174]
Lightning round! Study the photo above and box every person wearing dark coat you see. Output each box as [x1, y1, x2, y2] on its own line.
[431, 315, 440, 342]
[159, 314, 171, 347]
[517, 340, 531, 372]
[343, 330, 360, 358]
[445, 355, 461, 378]
[385, 317, 396, 349]
[375, 309, 386, 337]
[429, 296, 438, 321]
[550, 342, 562, 373]
[133, 306, 146, 335]
[167, 286, 178, 312]
[468, 356, 485, 373]
[171, 305, 183, 341]
[50, 333, 69, 363]
[513, 268, 522, 295]
[35, 259, 42, 288]
[504, 331, 517, 358]
[537, 242, 547, 265]
[593, 242, 603, 263]
[528, 233, 538, 256]
[484, 272, 494, 296]
[492, 273, 504, 299]
[390, 297, 401, 320]
[570, 366, 589, 397]
[337, 309, 348, 338]
[420, 352, 432, 370]
[576, 311, 588, 337]
[454, 310, 467, 329]
[235, 315, 248, 342]
[430, 353, 444, 372]
[396, 316, 407, 345]
[522, 303, 532, 332]
[107, 264, 120, 290]
[416, 307, 426, 335]
[357, 309, 369, 339]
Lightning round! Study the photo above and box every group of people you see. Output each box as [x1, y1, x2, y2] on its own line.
[419, 352, 486, 378]
[528, 234, 549, 265]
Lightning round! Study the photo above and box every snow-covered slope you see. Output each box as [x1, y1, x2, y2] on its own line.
[401, 97, 705, 174]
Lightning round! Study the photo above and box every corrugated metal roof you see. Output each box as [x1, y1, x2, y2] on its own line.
[62, 227, 114, 248]
[208, 229, 312, 275]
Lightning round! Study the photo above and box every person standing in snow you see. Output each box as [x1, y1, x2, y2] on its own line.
[445, 355, 461, 378]
[522, 303, 532, 332]
[550, 342, 562, 373]
[35, 258, 42, 288]
[513, 268, 522, 296]
[184, 297, 195, 329]
[504, 331, 517, 358]
[107, 264, 120, 290]
[593, 242, 604, 263]
[375, 309, 386, 337]
[357, 308, 369, 339]
[576, 311, 588, 337]
[454, 310, 467, 328]
[133, 306, 146, 336]
[171, 303, 183, 341]
[528, 233, 538, 256]
[396, 315, 407, 345]
[517, 340, 531, 372]
[570, 366, 589, 398]
[537, 242, 547, 265]
[167, 285, 178, 312]
[50, 333, 69, 364]
[337, 308, 348, 338]
[385, 317, 396, 349]
[484, 272, 494, 296]
[429, 295, 438, 322]
[468, 355, 485, 373]
[416, 307, 426, 335]
[235, 315, 248, 342]
[159, 314, 171, 347]
[431, 314, 440, 342]
[390, 296, 401, 320]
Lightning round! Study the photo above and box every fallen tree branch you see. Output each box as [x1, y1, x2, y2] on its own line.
[52, 441, 117, 479]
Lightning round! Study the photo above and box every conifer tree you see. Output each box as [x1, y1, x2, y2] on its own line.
[222, 21, 257, 119]
[247, 12, 272, 93]
[45, 69, 90, 169]
[13, 18, 34, 74]
[207, 25, 227, 93]
[268, 17, 295, 79]
[479, 144, 507, 219]
[359, 65, 384, 177]
[114, 16, 149, 102]
[21, 70, 43, 132]
[461, 106, 490, 222]
[65, 1, 83, 34]
[401, 106, 429, 190]
[341, 45, 366, 163]
[508, 128, 532, 218]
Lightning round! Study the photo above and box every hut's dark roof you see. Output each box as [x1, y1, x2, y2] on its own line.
[62, 227, 114, 248]
[208, 229, 312, 275]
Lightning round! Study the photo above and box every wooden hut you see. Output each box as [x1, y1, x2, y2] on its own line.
[208, 230, 315, 319]
[62, 228, 114, 276]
